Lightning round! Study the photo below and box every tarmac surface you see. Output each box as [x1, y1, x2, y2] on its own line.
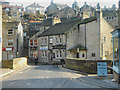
[1, 65, 120, 89]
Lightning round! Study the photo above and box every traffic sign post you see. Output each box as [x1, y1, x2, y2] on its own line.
[97, 62, 107, 77]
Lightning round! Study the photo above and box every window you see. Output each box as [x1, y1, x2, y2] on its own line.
[6, 8, 9, 11]
[19, 9, 22, 12]
[45, 51, 47, 58]
[82, 53, 85, 57]
[56, 51, 59, 58]
[8, 38, 13, 42]
[53, 53, 55, 58]
[8, 42, 13, 46]
[34, 40, 37, 46]
[8, 29, 14, 35]
[92, 53, 96, 57]
[30, 40, 33, 46]
[76, 53, 79, 58]
[44, 38, 47, 45]
[60, 37, 62, 44]
[67, 14, 72, 18]
[50, 38, 53, 44]
[60, 51, 62, 57]
[107, 17, 108, 20]
[56, 37, 59, 44]
[113, 37, 119, 68]
[41, 51, 47, 58]
[41, 38, 44, 45]
[41, 51, 44, 58]
[111, 37, 113, 43]
[103, 37, 106, 42]
[24, 33, 26, 37]
[112, 17, 113, 19]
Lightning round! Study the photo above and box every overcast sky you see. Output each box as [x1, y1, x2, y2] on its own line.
[6, 0, 119, 9]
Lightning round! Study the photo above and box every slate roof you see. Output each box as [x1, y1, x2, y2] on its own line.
[80, 4, 95, 11]
[38, 16, 97, 37]
[68, 44, 87, 51]
[2, 5, 24, 9]
[50, 3, 67, 10]
[61, 17, 81, 23]
[26, 2, 44, 8]
[28, 18, 52, 26]
[41, 18, 52, 26]
[38, 19, 80, 37]
[102, 10, 118, 17]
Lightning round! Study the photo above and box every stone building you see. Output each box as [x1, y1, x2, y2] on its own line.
[66, 10, 114, 60]
[1, 0, 24, 20]
[25, 2, 44, 15]
[0, 5, 2, 65]
[102, 9, 118, 29]
[28, 17, 61, 62]
[37, 19, 80, 64]
[80, 2, 95, 17]
[0, 0, 9, 6]
[46, 0, 67, 16]
[2, 21, 23, 60]
[72, 0, 80, 16]
[53, 6, 77, 19]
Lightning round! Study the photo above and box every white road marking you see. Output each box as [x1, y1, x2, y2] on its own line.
[8, 81, 16, 86]
[27, 83, 30, 86]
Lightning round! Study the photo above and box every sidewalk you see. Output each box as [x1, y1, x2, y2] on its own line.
[58, 65, 120, 89]
[79, 74, 119, 89]
[0, 65, 29, 78]
[0, 68, 15, 78]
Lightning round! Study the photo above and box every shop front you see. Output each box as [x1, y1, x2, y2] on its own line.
[111, 29, 120, 83]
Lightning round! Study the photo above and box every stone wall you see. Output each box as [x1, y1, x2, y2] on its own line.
[65, 58, 112, 74]
[2, 57, 27, 69]
[113, 71, 120, 83]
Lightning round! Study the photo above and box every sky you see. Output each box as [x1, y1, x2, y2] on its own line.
[6, 0, 119, 9]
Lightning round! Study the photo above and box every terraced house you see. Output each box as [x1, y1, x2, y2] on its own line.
[2, 21, 23, 60]
[37, 20, 80, 64]
[66, 10, 114, 60]
[28, 17, 61, 62]
[1, 0, 24, 21]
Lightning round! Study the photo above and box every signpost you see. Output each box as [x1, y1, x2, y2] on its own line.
[97, 62, 107, 77]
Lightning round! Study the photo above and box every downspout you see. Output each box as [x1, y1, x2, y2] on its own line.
[65, 34, 67, 60]
[85, 24, 87, 59]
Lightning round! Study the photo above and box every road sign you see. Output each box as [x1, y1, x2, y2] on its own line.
[97, 62, 107, 76]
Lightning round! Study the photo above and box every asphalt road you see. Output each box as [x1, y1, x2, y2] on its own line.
[2, 65, 100, 88]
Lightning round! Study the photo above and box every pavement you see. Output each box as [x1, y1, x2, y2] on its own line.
[58, 65, 120, 89]
[1, 65, 120, 89]
[0, 68, 15, 78]
[0, 65, 29, 78]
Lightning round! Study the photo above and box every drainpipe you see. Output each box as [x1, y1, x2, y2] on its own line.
[85, 24, 87, 59]
[65, 34, 67, 60]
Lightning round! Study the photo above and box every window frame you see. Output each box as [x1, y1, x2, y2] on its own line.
[8, 29, 14, 35]
[92, 53, 96, 57]
[7, 42, 13, 46]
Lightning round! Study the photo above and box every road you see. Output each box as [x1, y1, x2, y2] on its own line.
[2, 65, 100, 88]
